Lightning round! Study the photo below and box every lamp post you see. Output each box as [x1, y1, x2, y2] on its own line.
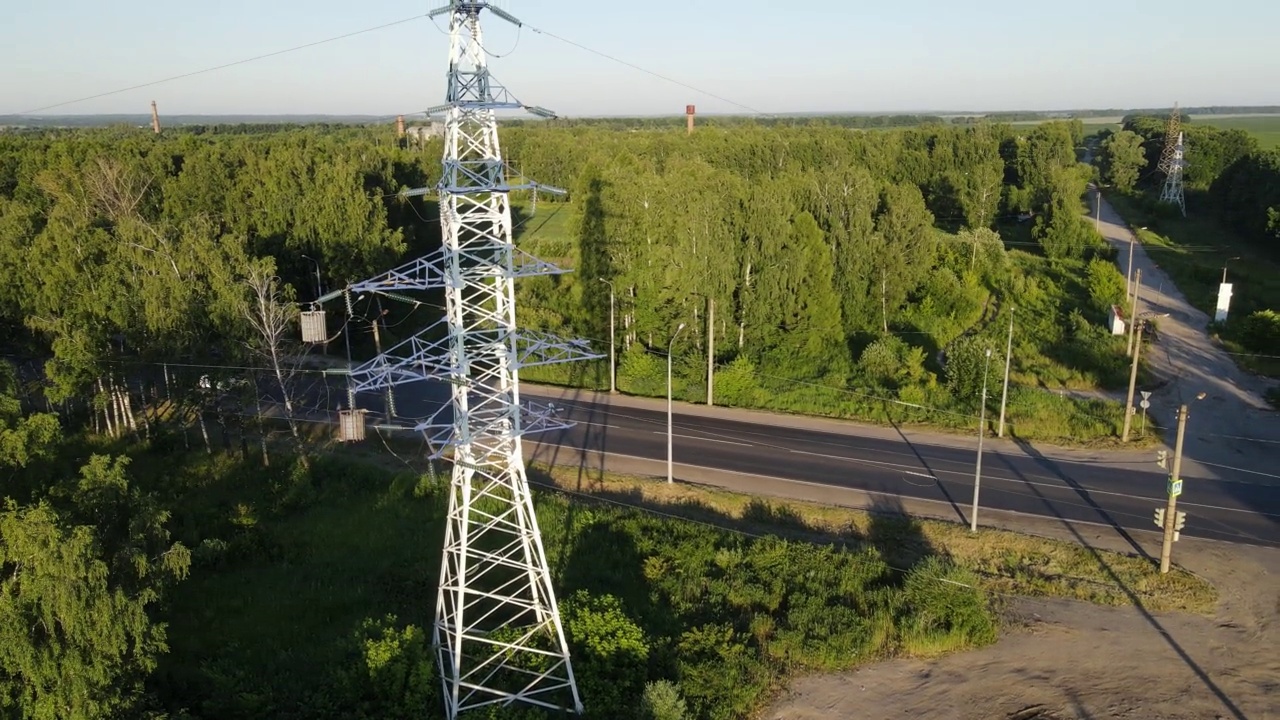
[970, 348, 993, 533]
[598, 278, 616, 394]
[300, 254, 323, 299]
[667, 323, 687, 484]
[1221, 256, 1241, 284]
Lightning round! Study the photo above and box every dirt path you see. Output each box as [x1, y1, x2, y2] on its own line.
[1089, 190, 1280, 483]
[767, 537, 1280, 720]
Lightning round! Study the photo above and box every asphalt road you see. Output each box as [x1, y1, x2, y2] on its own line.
[518, 395, 1280, 549]
[286, 375, 1279, 548]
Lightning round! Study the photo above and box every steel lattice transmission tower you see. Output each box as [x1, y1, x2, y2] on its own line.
[1158, 104, 1186, 216]
[342, 1, 597, 715]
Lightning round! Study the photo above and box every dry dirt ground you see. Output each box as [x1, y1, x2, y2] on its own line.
[766, 539, 1280, 720]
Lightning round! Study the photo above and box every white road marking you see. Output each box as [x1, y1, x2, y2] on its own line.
[652, 431, 752, 447]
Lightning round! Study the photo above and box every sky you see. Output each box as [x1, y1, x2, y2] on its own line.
[2, 0, 1277, 118]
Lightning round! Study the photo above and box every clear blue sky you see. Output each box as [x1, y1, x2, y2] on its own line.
[2, 0, 1276, 117]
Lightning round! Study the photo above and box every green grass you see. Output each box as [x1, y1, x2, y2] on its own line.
[1189, 114, 1280, 150]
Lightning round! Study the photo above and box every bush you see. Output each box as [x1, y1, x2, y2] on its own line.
[561, 591, 651, 718]
[713, 356, 762, 407]
[1085, 258, 1127, 316]
[618, 345, 666, 397]
[857, 336, 930, 389]
[641, 680, 689, 720]
[1241, 309, 1280, 354]
[348, 616, 437, 720]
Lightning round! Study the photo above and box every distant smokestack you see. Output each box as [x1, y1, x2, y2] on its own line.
[686, 104, 696, 135]
[396, 115, 405, 138]
[150, 101, 161, 134]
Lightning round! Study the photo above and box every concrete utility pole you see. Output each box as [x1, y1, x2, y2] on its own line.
[970, 348, 993, 532]
[1122, 319, 1145, 442]
[706, 297, 715, 406]
[667, 323, 687, 484]
[1095, 188, 1101, 232]
[1160, 404, 1190, 573]
[997, 308, 1014, 438]
[599, 278, 616, 393]
[150, 101, 161, 134]
[1127, 232, 1136, 298]
[1127, 269, 1143, 357]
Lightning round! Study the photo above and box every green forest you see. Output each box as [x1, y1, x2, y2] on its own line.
[1, 116, 1246, 718]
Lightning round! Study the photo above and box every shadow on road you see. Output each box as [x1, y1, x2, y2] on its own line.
[1011, 437, 1150, 560]
[883, 401, 967, 524]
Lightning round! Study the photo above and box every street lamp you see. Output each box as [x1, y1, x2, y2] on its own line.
[597, 278, 616, 394]
[1221, 257, 1241, 284]
[970, 348, 993, 533]
[300, 254, 324, 299]
[667, 323, 687, 484]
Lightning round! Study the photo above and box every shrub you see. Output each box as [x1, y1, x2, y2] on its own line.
[618, 345, 666, 397]
[897, 557, 998, 656]
[350, 615, 436, 720]
[1241, 309, 1280, 354]
[858, 336, 930, 389]
[561, 591, 651, 718]
[641, 680, 689, 720]
[1085, 258, 1127, 315]
[714, 356, 762, 407]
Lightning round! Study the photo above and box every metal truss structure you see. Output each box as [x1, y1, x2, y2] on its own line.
[342, 1, 595, 714]
[1158, 105, 1186, 216]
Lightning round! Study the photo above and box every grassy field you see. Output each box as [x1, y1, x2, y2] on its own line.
[1189, 114, 1280, 149]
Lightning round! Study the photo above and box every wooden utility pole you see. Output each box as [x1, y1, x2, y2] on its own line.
[150, 101, 161, 134]
[1122, 319, 1144, 442]
[686, 104, 696, 135]
[1127, 269, 1143, 357]
[1159, 404, 1189, 573]
[706, 297, 715, 406]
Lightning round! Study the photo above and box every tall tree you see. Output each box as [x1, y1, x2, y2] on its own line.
[1099, 130, 1146, 192]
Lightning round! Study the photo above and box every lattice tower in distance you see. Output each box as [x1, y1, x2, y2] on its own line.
[1158, 104, 1186, 216]
[342, 1, 597, 714]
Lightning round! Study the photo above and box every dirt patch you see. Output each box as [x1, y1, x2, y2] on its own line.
[765, 542, 1280, 720]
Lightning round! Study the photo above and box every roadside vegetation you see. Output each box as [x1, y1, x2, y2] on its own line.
[1096, 116, 1280, 383]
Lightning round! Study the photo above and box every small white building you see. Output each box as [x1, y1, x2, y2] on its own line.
[1108, 304, 1127, 336]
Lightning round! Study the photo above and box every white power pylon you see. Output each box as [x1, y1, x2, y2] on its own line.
[1158, 106, 1186, 216]
[344, 1, 596, 715]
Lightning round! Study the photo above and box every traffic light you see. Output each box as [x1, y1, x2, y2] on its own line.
[1175, 511, 1186, 531]
[1156, 450, 1168, 469]
[1154, 508, 1165, 527]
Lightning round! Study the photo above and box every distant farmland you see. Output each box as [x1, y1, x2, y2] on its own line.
[1189, 114, 1280, 149]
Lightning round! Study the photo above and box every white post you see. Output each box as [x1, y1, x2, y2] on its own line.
[599, 278, 616, 394]
[998, 308, 1013, 438]
[970, 348, 993, 532]
[667, 323, 686, 484]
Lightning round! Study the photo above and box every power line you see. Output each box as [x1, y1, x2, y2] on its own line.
[523, 24, 771, 118]
[13, 14, 427, 115]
